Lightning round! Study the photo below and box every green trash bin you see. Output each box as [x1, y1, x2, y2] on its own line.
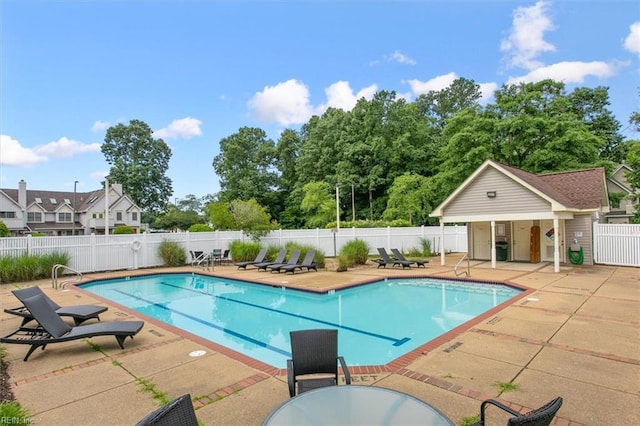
[496, 241, 508, 261]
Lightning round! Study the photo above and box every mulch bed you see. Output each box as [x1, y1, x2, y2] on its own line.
[0, 359, 15, 403]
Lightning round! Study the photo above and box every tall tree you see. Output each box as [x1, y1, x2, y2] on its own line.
[300, 181, 336, 228]
[102, 119, 173, 214]
[212, 127, 278, 211]
[383, 172, 432, 225]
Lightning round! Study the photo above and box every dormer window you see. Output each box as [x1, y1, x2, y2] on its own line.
[64, 198, 71, 204]
[50, 198, 57, 204]
[35, 197, 42, 203]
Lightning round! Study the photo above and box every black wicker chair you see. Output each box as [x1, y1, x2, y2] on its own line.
[287, 329, 351, 398]
[474, 396, 563, 426]
[136, 394, 198, 426]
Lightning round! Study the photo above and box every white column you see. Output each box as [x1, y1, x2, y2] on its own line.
[491, 220, 496, 269]
[553, 217, 560, 272]
[440, 220, 446, 265]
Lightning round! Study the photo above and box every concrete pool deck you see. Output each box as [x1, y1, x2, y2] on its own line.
[0, 254, 638, 425]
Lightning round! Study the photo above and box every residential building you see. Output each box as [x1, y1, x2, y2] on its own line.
[605, 164, 637, 224]
[0, 180, 141, 236]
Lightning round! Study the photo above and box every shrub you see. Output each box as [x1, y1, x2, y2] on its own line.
[158, 240, 186, 266]
[228, 240, 262, 262]
[0, 221, 9, 237]
[338, 239, 370, 267]
[0, 401, 30, 424]
[0, 252, 69, 283]
[189, 224, 213, 232]
[113, 226, 135, 234]
[284, 242, 325, 268]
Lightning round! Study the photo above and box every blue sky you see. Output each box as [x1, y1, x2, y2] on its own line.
[1, 0, 639, 202]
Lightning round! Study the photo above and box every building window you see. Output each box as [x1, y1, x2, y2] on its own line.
[132, 212, 138, 221]
[92, 213, 104, 219]
[59, 212, 72, 222]
[0, 211, 16, 219]
[116, 211, 123, 221]
[27, 212, 42, 222]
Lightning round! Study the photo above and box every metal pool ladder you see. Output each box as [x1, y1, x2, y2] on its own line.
[52, 264, 83, 289]
[454, 253, 470, 277]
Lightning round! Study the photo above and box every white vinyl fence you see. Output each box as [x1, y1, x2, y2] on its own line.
[593, 223, 640, 267]
[0, 226, 468, 274]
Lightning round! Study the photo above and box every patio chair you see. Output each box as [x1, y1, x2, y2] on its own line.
[267, 250, 301, 273]
[254, 249, 287, 271]
[221, 249, 232, 264]
[211, 248, 223, 265]
[281, 250, 318, 274]
[5, 286, 108, 326]
[0, 293, 144, 361]
[235, 248, 268, 270]
[391, 248, 428, 268]
[136, 394, 198, 426]
[372, 248, 413, 269]
[474, 396, 563, 426]
[287, 329, 351, 398]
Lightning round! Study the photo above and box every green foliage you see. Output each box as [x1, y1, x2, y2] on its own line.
[157, 240, 186, 267]
[384, 173, 432, 224]
[153, 207, 202, 232]
[460, 415, 481, 426]
[301, 181, 336, 228]
[212, 127, 278, 209]
[608, 191, 626, 208]
[0, 221, 9, 237]
[31, 232, 45, 237]
[102, 119, 173, 214]
[229, 199, 276, 241]
[0, 252, 69, 283]
[189, 223, 213, 232]
[338, 239, 370, 267]
[228, 240, 262, 262]
[0, 401, 31, 424]
[326, 219, 412, 228]
[208, 201, 237, 230]
[113, 225, 135, 234]
[417, 237, 432, 257]
[284, 241, 325, 268]
[493, 381, 520, 393]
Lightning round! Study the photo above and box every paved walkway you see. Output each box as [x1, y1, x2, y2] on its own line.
[0, 255, 638, 425]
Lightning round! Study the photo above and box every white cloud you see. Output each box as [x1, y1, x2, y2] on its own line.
[385, 51, 416, 65]
[35, 137, 101, 157]
[91, 120, 111, 132]
[0, 135, 101, 167]
[153, 117, 203, 139]
[501, 0, 555, 70]
[479, 82, 499, 104]
[507, 61, 618, 85]
[321, 81, 378, 112]
[249, 79, 315, 126]
[0, 135, 47, 166]
[406, 72, 459, 95]
[624, 21, 640, 55]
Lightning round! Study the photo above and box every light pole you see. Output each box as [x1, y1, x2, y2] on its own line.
[73, 181, 78, 235]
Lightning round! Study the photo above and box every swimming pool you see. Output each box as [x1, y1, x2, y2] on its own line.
[80, 274, 522, 367]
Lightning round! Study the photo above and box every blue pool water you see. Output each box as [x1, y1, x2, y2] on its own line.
[80, 274, 522, 367]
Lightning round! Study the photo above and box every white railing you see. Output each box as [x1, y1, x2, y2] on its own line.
[593, 223, 640, 267]
[0, 226, 468, 273]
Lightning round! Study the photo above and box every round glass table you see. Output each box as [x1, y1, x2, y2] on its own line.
[262, 385, 454, 425]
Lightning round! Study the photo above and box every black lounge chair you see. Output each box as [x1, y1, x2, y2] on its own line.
[391, 248, 429, 268]
[1, 293, 144, 361]
[5, 286, 108, 326]
[136, 394, 198, 426]
[234, 248, 268, 270]
[255, 249, 287, 271]
[372, 248, 413, 269]
[474, 396, 563, 426]
[267, 250, 301, 273]
[287, 329, 351, 398]
[281, 250, 318, 274]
